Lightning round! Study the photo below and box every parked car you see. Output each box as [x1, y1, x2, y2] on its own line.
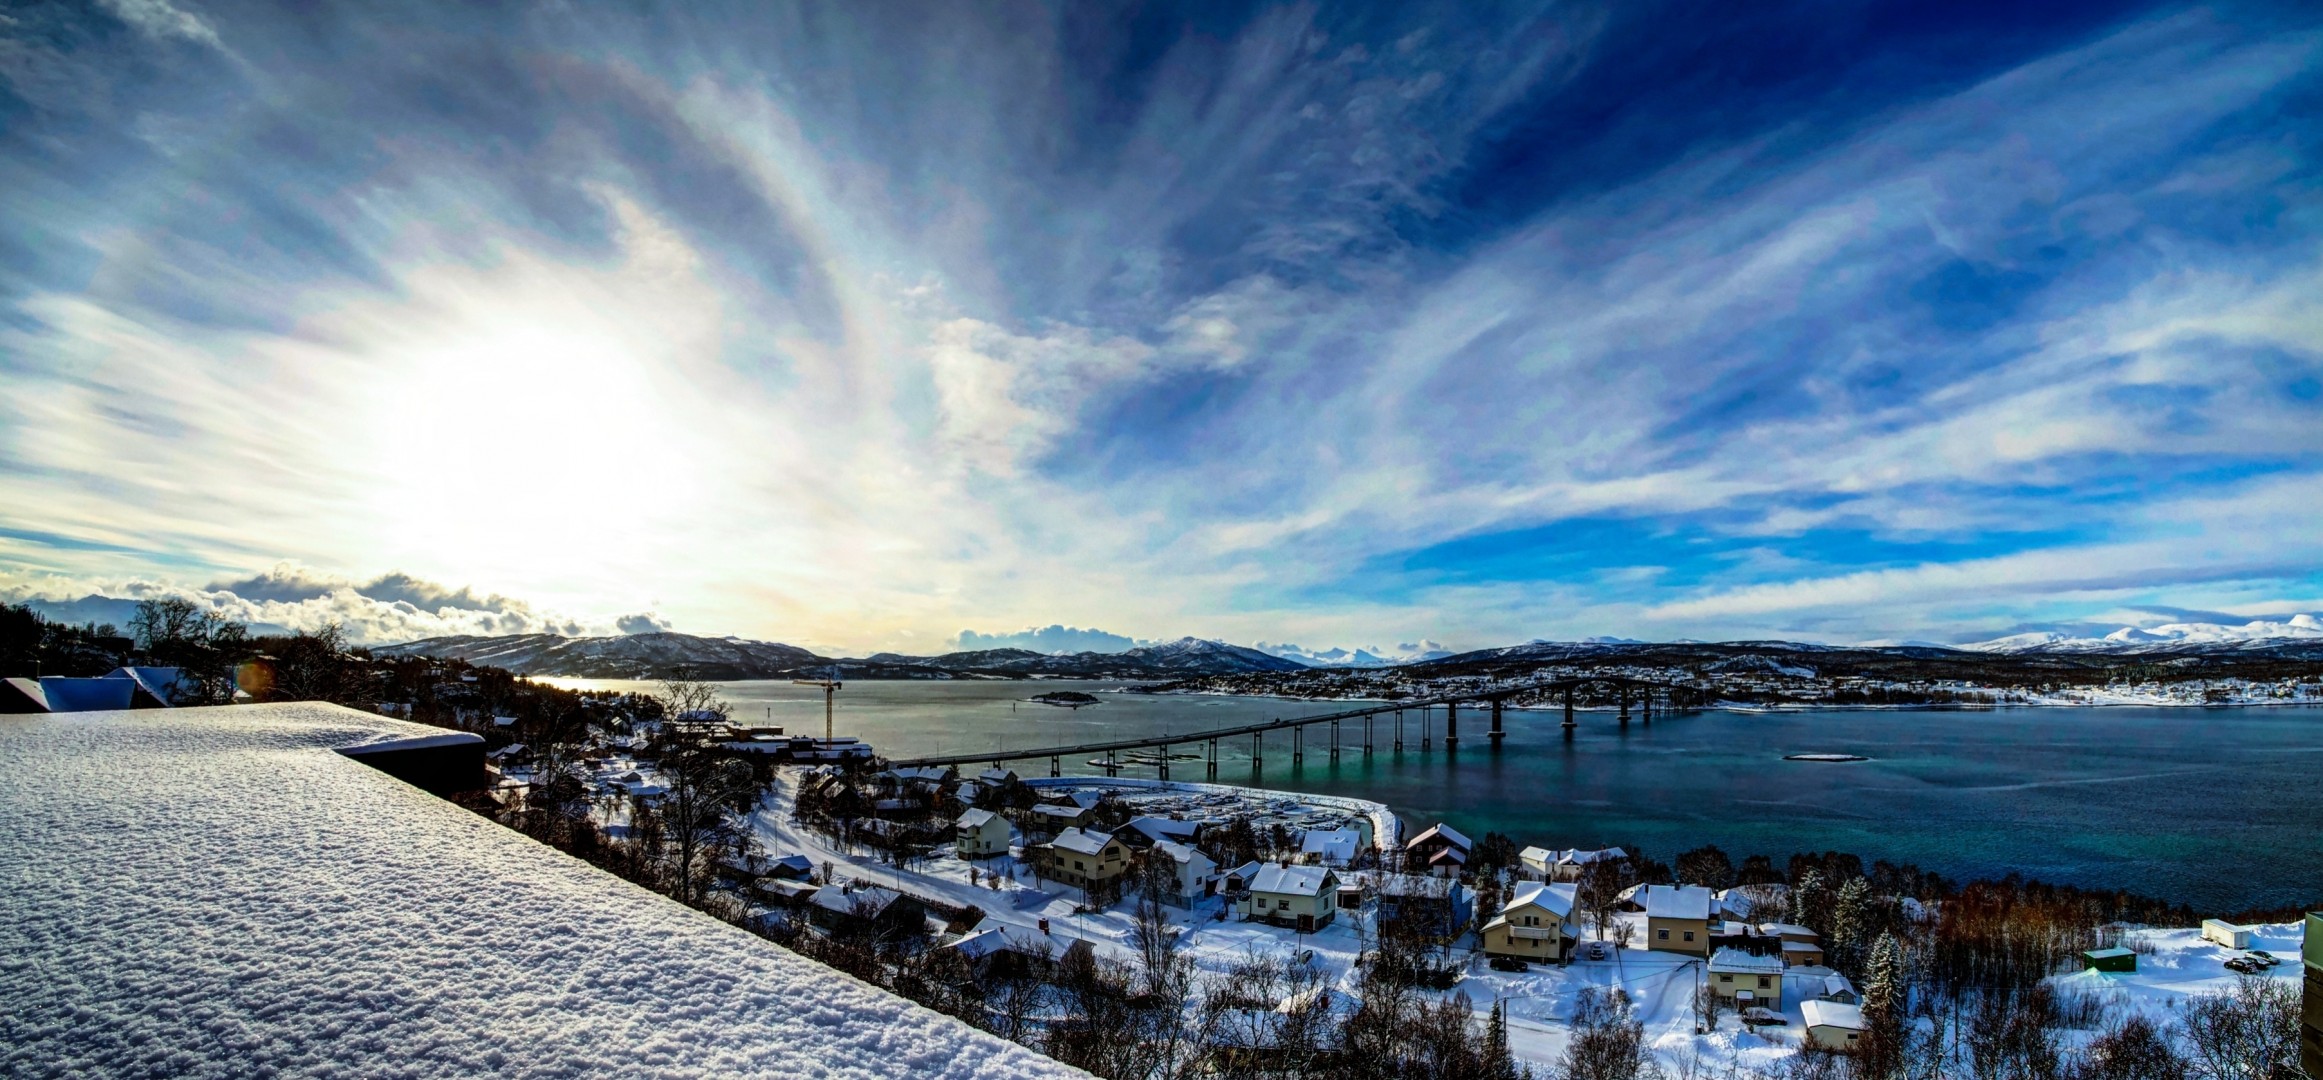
[1740, 1007, 1786, 1027]
[2224, 956, 2262, 974]
[1489, 956, 1529, 973]
[2247, 951, 2280, 967]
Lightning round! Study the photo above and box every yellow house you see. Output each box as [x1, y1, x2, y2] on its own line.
[1035, 827, 1129, 891]
[955, 808, 1011, 859]
[1709, 947, 1786, 1008]
[1643, 884, 1714, 956]
[1481, 882, 1578, 964]
[1237, 864, 1339, 931]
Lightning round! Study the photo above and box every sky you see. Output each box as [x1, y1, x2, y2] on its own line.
[2, 0, 2320, 655]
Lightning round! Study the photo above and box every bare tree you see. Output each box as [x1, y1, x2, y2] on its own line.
[1562, 987, 1653, 1080]
[2177, 975, 2298, 1080]
[2070, 1014, 2186, 1080]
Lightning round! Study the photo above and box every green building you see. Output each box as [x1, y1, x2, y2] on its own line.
[2304, 913, 2321, 1079]
[2080, 946, 2136, 973]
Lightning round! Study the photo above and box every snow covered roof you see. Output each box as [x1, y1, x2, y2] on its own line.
[1709, 948, 1787, 975]
[1801, 999, 1866, 1031]
[956, 808, 1001, 830]
[1125, 815, 1199, 843]
[1643, 884, 1714, 921]
[1051, 827, 1114, 857]
[1404, 823, 1470, 852]
[1519, 845, 1553, 865]
[1503, 882, 1577, 919]
[1822, 974, 1857, 997]
[1247, 864, 1335, 896]
[1299, 828, 1359, 863]
[1152, 839, 1216, 872]
[808, 882, 905, 918]
[0, 704, 1075, 1080]
[1030, 803, 1088, 820]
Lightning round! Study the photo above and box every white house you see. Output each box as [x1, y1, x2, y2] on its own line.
[1642, 884, 1715, 956]
[1148, 839, 1220, 905]
[1299, 828, 1361, 867]
[1237, 864, 1340, 930]
[1801, 999, 1867, 1050]
[1551, 847, 1628, 882]
[956, 808, 1011, 859]
[1518, 846, 1556, 879]
[1481, 882, 1579, 963]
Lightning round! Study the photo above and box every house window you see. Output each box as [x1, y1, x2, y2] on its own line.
[1657, 929, 1669, 940]
[1074, 860, 1085, 870]
[1684, 931, 1695, 942]
[1758, 976, 1771, 989]
[1719, 974, 1732, 983]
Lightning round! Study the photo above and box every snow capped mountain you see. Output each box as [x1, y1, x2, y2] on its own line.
[1964, 615, 2323, 653]
[375, 631, 822, 678]
[1126, 637, 1308, 672]
[1255, 640, 1455, 668]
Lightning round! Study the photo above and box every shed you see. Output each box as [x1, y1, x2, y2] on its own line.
[1801, 999, 1866, 1051]
[2081, 947, 2137, 973]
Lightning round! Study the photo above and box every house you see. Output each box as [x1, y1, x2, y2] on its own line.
[1519, 846, 1556, 879]
[1643, 885, 1715, 956]
[1480, 882, 1579, 964]
[956, 808, 1012, 859]
[952, 781, 984, 807]
[1708, 947, 1786, 1007]
[751, 878, 820, 908]
[1025, 803, 1090, 841]
[944, 924, 1061, 984]
[2081, 947, 2137, 973]
[1146, 839, 1220, 905]
[1237, 864, 1339, 931]
[1034, 828, 1129, 892]
[1372, 874, 1475, 939]
[1551, 847, 1628, 883]
[23, 677, 138, 713]
[1759, 922, 1819, 944]
[105, 666, 185, 707]
[1223, 860, 1266, 893]
[1299, 828, 1361, 867]
[1404, 823, 1471, 877]
[1801, 999, 1867, 1051]
[977, 767, 1019, 787]
[767, 854, 816, 880]
[1123, 815, 1201, 848]
[1820, 974, 1859, 1005]
[1782, 939, 1827, 967]
[806, 882, 925, 935]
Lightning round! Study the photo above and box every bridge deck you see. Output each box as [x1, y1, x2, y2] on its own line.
[884, 677, 1677, 768]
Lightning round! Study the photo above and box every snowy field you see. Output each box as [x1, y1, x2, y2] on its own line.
[0, 704, 1082, 1080]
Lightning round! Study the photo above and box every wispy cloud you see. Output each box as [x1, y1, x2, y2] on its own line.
[0, 2, 2317, 651]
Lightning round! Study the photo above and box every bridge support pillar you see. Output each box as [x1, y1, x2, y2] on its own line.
[1421, 707, 1431, 750]
[1050, 755, 1061, 777]
[1643, 692, 1653, 724]
[1490, 700, 1505, 745]
[1252, 733, 1263, 770]
[1618, 687, 1630, 727]
[1331, 719, 1340, 760]
[1394, 710, 1404, 752]
[1105, 748, 1119, 777]
[1445, 702, 1459, 747]
[1364, 715, 1373, 756]
[1158, 744, 1169, 780]
[1562, 687, 1577, 737]
[1207, 738, 1219, 780]
[1293, 725, 1303, 765]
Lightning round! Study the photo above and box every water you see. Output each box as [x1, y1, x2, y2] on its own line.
[542, 677, 2323, 913]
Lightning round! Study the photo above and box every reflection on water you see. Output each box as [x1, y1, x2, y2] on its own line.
[539, 677, 2323, 911]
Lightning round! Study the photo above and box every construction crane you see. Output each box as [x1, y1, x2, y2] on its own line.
[792, 667, 842, 741]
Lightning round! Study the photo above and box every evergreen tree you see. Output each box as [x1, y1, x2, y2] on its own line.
[1832, 876, 1871, 973]
[1790, 867, 1829, 932]
[1856, 933, 1909, 1080]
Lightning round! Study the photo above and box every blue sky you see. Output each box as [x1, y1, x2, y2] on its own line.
[1, 0, 2319, 653]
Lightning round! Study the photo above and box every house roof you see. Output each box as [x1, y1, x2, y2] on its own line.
[1404, 823, 1471, 852]
[1050, 827, 1114, 857]
[1801, 999, 1866, 1031]
[1822, 974, 1857, 997]
[1299, 829, 1360, 862]
[1643, 884, 1714, 921]
[810, 883, 904, 918]
[0, 703, 1070, 1079]
[1125, 816, 1199, 843]
[1519, 846, 1554, 864]
[1030, 803, 1088, 820]
[1503, 882, 1577, 919]
[1248, 864, 1335, 896]
[956, 809, 1000, 830]
[1709, 947, 1788, 975]
[1152, 839, 1216, 873]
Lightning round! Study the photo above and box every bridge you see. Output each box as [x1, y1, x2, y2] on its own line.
[886, 676, 1696, 779]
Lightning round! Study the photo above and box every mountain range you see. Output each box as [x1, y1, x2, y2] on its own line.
[375, 632, 1304, 680]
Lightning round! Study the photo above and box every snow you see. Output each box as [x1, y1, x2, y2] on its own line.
[1967, 614, 2323, 652]
[0, 704, 1082, 1080]
[1506, 882, 1578, 919]
[1642, 884, 1714, 921]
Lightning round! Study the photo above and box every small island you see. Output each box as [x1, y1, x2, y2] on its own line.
[1784, 752, 1869, 762]
[1030, 691, 1101, 709]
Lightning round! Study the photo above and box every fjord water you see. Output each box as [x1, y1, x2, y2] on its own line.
[548, 678, 2323, 912]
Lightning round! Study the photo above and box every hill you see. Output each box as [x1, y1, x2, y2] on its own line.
[376, 632, 1306, 680]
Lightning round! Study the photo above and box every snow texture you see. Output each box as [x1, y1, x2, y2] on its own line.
[0, 703, 1085, 1080]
